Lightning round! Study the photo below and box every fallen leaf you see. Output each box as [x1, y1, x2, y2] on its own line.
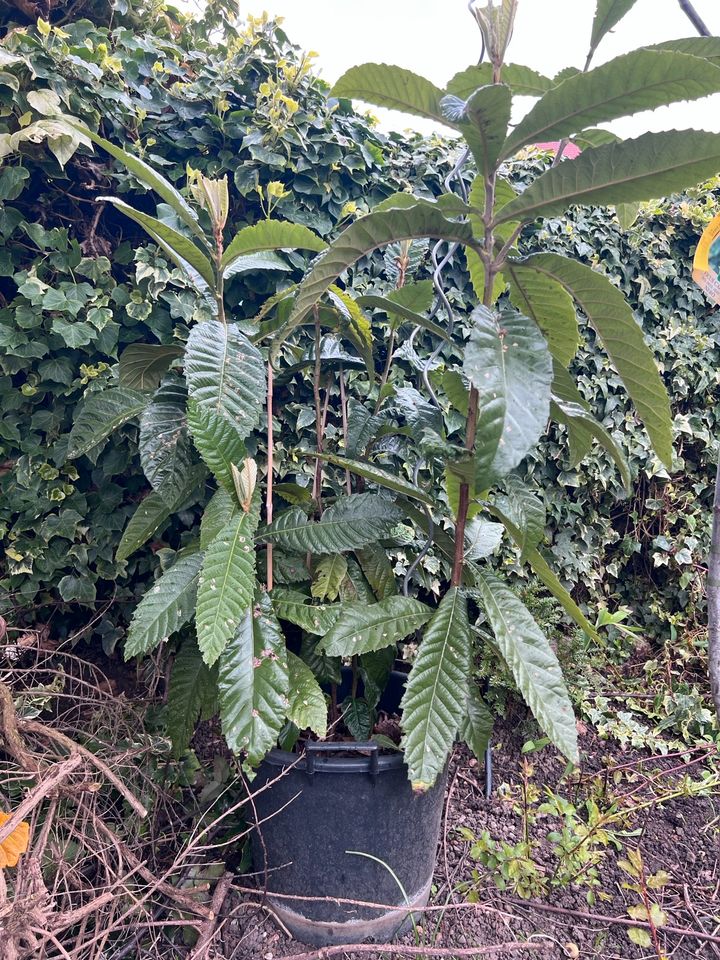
[0, 812, 30, 868]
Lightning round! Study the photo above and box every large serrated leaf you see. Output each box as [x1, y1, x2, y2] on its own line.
[503, 50, 720, 158]
[514, 253, 672, 469]
[119, 343, 183, 391]
[446, 63, 553, 99]
[319, 595, 431, 657]
[497, 130, 720, 226]
[124, 548, 203, 659]
[648, 37, 720, 65]
[327, 286, 374, 377]
[185, 320, 266, 437]
[275, 201, 474, 352]
[473, 572, 578, 764]
[551, 397, 631, 492]
[201, 488, 238, 551]
[461, 684, 494, 762]
[187, 398, 246, 495]
[447, 84, 512, 176]
[589, 0, 640, 58]
[503, 261, 579, 366]
[116, 464, 207, 563]
[355, 544, 397, 600]
[139, 401, 193, 505]
[308, 453, 433, 505]
[218, 593, 288, 764]
[271, 588, 342, 636]
[67, 386, 147, 460]
[222, 219, 325, 269]
[464, 306, 552, 489]
[286, 651, 327, 737]
[260, 493, 404, 555]
[356, 295, 450, 341]
[311, 554, 348, 602]
[464, 518, 504, 560]
[400, 588, 471, 790]
[167, 637, 218, 758]
[333, 63, 448, 124]
[196, 510, 257, 666]
[494, 476, 546, 560]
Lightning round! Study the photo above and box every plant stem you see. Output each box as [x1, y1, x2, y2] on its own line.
[311, 306, 324, 517]
[339, 364, 351, 494]
[266, 361, 274, 592]
[708, 456, 720, 719]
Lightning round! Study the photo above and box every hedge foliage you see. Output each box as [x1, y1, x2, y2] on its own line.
[0, 5, 716, 650]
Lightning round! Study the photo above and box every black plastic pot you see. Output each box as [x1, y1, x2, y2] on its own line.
[249, 671, 447, 945]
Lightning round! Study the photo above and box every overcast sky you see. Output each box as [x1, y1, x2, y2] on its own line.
[178, 0, 720, 136]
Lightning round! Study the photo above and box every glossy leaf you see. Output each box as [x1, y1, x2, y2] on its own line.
[184, 320, 266, 437]
[139, 400, 192, 505]
[271, 588, 342, 636]
[319, 595, 432, 657]
[196, 510, 257, 666]
[461, 685, 494, 761]
[201, 487, 238, 549]
[341, 697, 373, 740]
[308, 453, 434, 505]
[494, 475, 546, 560]
[287, 651, 327, 737]
[218, 593, 289, 764]
[124, 548, 203, 658]
[187, 399, 246, 496]
[503, 261, 579, 366]
[167, 637, 217, 758]
[497, 130, 720, 226]
[356, 543, 397, 600]
[464, 517, 504, 560]
[400, 588, 471, 790]
[119, 343, 183, 391]
[67, 386, 147, 459]
[333, 62, 447, 124]
[551, 397, 632, 491]
[359, 645, 396, 708]
[222, 219, 325, 268]
[473, 571, 578, 764]
[514, 253, 672, 468]
[311, 553, 348, 602]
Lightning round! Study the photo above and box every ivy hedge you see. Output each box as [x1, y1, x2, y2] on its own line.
[0, 5, 716, 651]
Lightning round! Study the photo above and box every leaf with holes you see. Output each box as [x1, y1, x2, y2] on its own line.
[196, 510, 257, 666]
[319, 595, 431, 657]
[271, 588, 342, 636]
[287, 651, 327, 737]
[400, 588, 471, 790]
[473, 571, 578, 764]
[67, 386, 147, 460]
[218, 593, 288, 764]
[311, 554, 348, 602]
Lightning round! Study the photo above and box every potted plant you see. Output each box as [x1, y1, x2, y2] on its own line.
[26, 0, 720, 944]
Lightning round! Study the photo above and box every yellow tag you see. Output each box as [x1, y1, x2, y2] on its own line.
[692, 212, 720, 306]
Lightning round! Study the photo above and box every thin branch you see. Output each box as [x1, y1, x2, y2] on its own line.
[678, 0, 711, 35]
[280, 942, 551, 960]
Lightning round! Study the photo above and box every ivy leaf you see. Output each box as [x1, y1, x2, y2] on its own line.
[287, 651, 327, 737]
[333, 63, 448, 125]
[184, 320, 266, 437]
[589, 0, 640, 59]
[474, 571, 578, 764]
[167, 637, 218, 758]
[139, 400, 193, 505]
[119, 343, 183, 391]
[221, 218, 325, 268]
[464, 306, 553, 490]
[503, 261, 579, 366]
[461, 685, 494, 762]
[319, 595, 431, 657]
[311, 554, 348, 602]
[260, 494, 404, 554]
[514, 253, 672, 469]
[400, 588, 471, 790]
[196, 510, 257, 666]
[116, 464, 207, 562]
[124, 548, 203, 659]
[271, 588, 342, 636]
[187, 399, 246, 495]
[67, 386, 147, 459]
[308, 453, 434, 505]
[464, 517, 504, 560]
[218, 593, 289, 765]
[497, 130, 720, 226]
[502, 50, 720, 157]
[355, 544, 397, 600]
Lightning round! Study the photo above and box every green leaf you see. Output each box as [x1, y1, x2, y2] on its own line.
[273, 482, 314, 506]
[124, 548, 203, 659]
[187, 399, 246, 496]
[119, 343, 183, 391]
[222, 219, 325, 268]
[327, 286, 374, 377]
[260, 494, 404, 554]
[589, 0, 640, 58]
[356, 294, 450, 342]
[473, 571, 578, 764]
[333, 63, 447, 124]
[461, 684, 494, 761]
[139, 400, 193, 505]
[218, 593, 289, 764]
[222, 250, 292, 282]
[341, 697, 373, 740]
[616, 201, 640, 230]
[274, 200, 475, 354]
[319, 595, 431, 657]
[116, 464, 207, 562]
[502, 50, 720, 158]
[497, 130, 720, 226]
[196, 510, 257, 666]
[503, 261, 579, 366]
[627, 928, 652, 948]
[99, 196, 215, 288]
[400, 588, 471, 790]
[551, 397, 631, 491]
[185, 320, 266, 437]
[513, 253, 672, 468]
[356, 544, 397, 600]
[648, 36, 720, 65]
[300, 634, 342, 685]
[494, 476, 546, 560]
[464, 517, 504, 560]
[287, 651, 327, 737]
[312, 554, 348, 602]
[271, 588, 342, 635]
[359, 645, 396, 709]
[446, 63, 553, 99]
[464, 307, 553, 489]
[308, 453, 434, 505]
[386, 280, 434, 314]
[64, 119, 204, 240]
[67, 386, 147, 459]
[201, 487, 238, 549]
[167, 637, 218, 758]
[444, 84, 512, 175]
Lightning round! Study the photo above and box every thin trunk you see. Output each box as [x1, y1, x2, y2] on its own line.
[708, 458, 720, 718]
[265, 362, 274, 591]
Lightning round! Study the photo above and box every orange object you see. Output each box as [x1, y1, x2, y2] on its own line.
[0, 811, 30, 868]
